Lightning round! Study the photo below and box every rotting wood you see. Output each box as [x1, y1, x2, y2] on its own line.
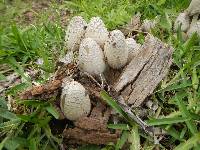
[63, 128, 119, 145]
[63, 104, 120, 145]
[19, 79, 62, 100]
[114, 34, 173, 106]
[74, 104, 111, 132]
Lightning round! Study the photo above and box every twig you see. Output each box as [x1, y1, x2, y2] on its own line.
[115, 95, 154, 136]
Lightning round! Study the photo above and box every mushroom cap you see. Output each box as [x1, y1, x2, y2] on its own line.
[174, 12, 190, 32]
[126, 38, 141, 62]
[104, 30, 128, 69]
[60, 79, 91, 121]
[187, 0, 200, 16]
[78, 38, 106, 75]
[187, 21, 200, 37]
[142, 19, 157, 32]
[65, 16, 87, 51]
[85, 17, 109, 47]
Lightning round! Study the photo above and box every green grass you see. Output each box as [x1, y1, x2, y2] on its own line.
[63, 0, 190, 30]
[1, 0, 200, 149]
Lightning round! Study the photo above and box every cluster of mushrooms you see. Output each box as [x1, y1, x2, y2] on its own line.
[174, 0, 200, 38]
[60, 0, 200, 121]
[60, 16, 141, 121]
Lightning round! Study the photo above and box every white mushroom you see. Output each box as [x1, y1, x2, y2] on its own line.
[187, 21, 200, 37]
[85, 17, 109, 47]
[78, 38, 106, 75]
[104, 30, 128, 69]
[186, 0, 200, 16]
[60, 79, 91, 121]
[186, 0, 200, 25]
[65, 16, 87, 51]
[174, 12, 190, 32]
[142, 19, 157, 32]
[126, 38, 141, 62]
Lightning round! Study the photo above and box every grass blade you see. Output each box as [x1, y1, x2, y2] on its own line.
[0, 136, 9, 150]
[164, 125, 184, 141]
[115, 130, 129, 150]
[175, 93, 198, 135]
[100, 90, 134, 126]
[17, 100, 45, 107]
[0, 97, 8, 109]
[174, 133, 200, 150]
[192, 67, 199, 90]
[6, 82, 30, 96]
[0, 108, 17, 120]
[107, 124, 130, 130]
[29, 138, 37, 150]
[146, 117, 188, 126]
[129, 125, 140, 150]
[45, 105, 59, 119]
[157, 81, 192, 93]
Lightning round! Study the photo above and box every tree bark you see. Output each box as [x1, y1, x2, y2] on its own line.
[114, 34, 173, 107]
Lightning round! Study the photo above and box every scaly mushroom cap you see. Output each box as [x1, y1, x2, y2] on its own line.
[78, 38, 106, 75]
[174, 12, 190, 32]
[142, 19, 157, 32]
[60, 79, 91, 121]
[186, 0, 200, 16]
[65, 16, 87, 51]
[126, 38, 141, 62]
[85, 17, 109, 47]
[187, 21, 200, 37]
[104, 30, 128, 69]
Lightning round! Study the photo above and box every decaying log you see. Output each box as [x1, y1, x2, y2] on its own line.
[114, 34, 173, 107]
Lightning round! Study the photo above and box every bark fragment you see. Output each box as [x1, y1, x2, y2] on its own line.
[114, 34, 173, 106]
[63, 128, 119, 145]
[19, 63, 77, 100]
